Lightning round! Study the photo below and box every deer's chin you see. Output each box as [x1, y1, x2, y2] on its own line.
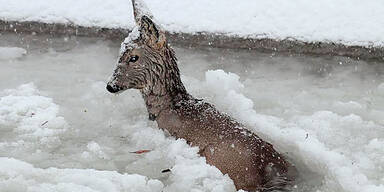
[129, 84, 146, 90]
[113, 88, 129, 94]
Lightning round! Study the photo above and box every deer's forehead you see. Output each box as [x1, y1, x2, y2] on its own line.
[120, 42, 139, 57]
[119, 26, 141, 55]
[120, 48, 141, 58]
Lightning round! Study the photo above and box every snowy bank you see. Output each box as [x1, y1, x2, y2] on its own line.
[1, 0, 383, 47]
[1, 0, 384, 60]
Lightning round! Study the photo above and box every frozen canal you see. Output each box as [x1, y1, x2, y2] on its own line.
[0, 33, 384, 192]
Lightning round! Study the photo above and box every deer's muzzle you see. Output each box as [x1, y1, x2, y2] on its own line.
[106, 84, 123, 93]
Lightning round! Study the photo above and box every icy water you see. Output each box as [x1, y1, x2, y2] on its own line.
[0, 33, 384, 192]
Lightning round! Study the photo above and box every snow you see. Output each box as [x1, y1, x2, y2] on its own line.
[191, 70, 384, 192]
[1, 0, 384, 47]
[132, 0, 154, 22]
[0, 47, 26, 60]
[0, 83, 67, 148]
[1, 33, 384, 191]
[0, 157, 163, 192]
[120, 26, 140, 56]
[378, 83, 384, 95]
[0, 82, 235, 192]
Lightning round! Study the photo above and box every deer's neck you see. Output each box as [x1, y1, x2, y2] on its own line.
[141, 88, 188, 121]
[140, 46, 189, 120]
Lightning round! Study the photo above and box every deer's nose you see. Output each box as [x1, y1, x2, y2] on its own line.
[106, 84, 119, 93]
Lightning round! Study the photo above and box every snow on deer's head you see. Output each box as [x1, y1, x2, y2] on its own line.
[106, 0, 168, 94]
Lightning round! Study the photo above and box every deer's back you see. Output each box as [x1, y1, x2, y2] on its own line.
[156, 99, 295, 191]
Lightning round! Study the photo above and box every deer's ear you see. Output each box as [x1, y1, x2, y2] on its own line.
[131, 0, 165, 49]
[139, 15, 166, 49]
[132, 0, 153, 25]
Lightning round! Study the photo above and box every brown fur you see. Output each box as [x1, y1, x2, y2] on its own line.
[106, 0, 296, 191]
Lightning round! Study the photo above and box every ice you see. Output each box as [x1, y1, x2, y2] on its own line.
[1, 0, 384, 47]
[0, 33, 384, 191]
[0, 47, 27, 60]
[378, 83, 384, 95]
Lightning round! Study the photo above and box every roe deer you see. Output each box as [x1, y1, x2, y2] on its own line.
[106, 0, 297, 191]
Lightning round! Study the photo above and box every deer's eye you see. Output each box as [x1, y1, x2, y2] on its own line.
[129, 55, 139, 63]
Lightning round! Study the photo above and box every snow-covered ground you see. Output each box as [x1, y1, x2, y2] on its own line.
[1, 0, 384, 47]
[1, 33, 384, 192]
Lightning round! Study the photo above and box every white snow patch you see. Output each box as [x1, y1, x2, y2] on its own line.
[0, 47, 27, 60]
[378, 83, 384, 95]
[0, 83, 67, 148]
[120, 26, 140, 56]
[85, 141, 110, 160]
[132, 0, 154, 21]
[0, 0, 384, 47]
[0, 157, 164, 192]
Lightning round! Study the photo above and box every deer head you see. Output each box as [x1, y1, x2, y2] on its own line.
[106, 0, 170, 94]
